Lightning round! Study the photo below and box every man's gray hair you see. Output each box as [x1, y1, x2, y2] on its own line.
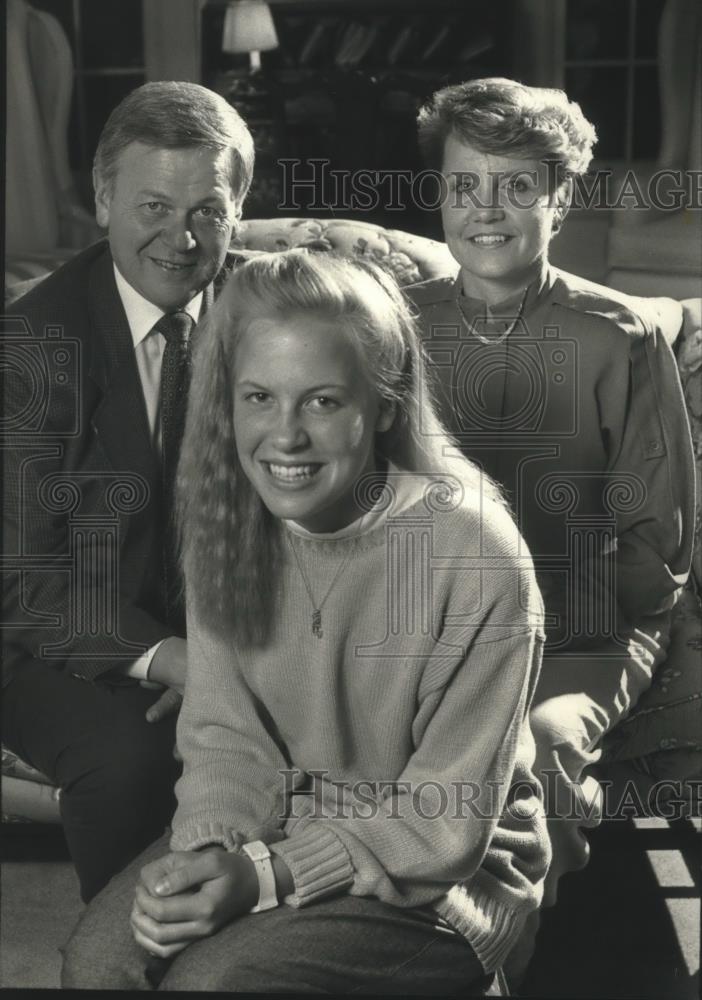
[93, 81, 255, 204]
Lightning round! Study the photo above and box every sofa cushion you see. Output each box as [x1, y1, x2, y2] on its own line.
[232, 217, 457, 285]
[609, 210, 702, 277]
[1, 748, 60, 823]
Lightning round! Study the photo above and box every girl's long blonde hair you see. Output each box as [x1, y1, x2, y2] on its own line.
[178, 250, 502, 643]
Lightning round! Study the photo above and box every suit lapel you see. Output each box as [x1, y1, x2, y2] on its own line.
[87, 251, 159, 497]
[85, 251, 225, 492]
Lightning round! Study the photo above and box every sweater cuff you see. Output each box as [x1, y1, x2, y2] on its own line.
[433, 882, 523, 973]
[170, 821, 244, 854]
[270, 824, 354, 906]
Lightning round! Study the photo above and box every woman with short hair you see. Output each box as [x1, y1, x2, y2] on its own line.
[409, 76, 695, 904]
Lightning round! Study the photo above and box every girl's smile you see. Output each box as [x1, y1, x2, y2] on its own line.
[234, 312, 394, 533]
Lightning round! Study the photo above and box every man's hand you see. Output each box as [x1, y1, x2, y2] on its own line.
[143, 637, 187, 723]
[130, 848, 259, 959]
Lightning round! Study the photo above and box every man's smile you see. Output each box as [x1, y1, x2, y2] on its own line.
[148, 256, 197, 272]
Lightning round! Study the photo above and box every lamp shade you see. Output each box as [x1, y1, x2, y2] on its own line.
[222, 1, 279, 55]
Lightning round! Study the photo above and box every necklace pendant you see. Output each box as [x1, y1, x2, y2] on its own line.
[311, 609, 323, 639]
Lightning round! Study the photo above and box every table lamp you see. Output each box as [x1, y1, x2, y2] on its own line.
[222, 0, 279, 73]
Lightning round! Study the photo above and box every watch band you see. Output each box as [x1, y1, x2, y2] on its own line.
[242, 841, 278, 913]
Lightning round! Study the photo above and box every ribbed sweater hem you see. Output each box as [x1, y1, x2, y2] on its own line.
[172, 826, 536, 971]
[170, 821, 244, 854]
[433, 882, 529, 973]
[270, 825, 355, 906]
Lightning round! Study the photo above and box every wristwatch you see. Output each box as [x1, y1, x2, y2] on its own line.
[241, 840, 279, 913]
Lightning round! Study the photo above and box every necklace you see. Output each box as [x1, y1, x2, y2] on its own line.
[287, 526, 364, 639]
[455, 286, 529, 346]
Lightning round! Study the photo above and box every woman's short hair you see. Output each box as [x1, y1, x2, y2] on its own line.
[178, 250, 497, 643]
[417, 77, 597, 176]
[93, 81, 254, 206]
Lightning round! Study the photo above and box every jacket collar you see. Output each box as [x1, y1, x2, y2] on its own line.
[86, 248, 158, 493]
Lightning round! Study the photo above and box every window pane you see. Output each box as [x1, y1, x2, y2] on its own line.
[566, 67, 628, 161]
[566, 0, 630, 60]
[83, 74, 146, 164]
[632, 66, 661, 160]
[80, 0, 144, 69]
[635, 0, 665, 58]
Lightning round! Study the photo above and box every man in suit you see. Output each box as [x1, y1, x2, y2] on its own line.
[3, 82, 254, 902]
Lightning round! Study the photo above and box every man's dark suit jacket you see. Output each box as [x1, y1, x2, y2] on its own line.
[3, 240, 229, 685]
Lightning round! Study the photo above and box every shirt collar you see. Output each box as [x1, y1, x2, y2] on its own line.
[453, 262, 555, 329]
[113, 264, 203, 350]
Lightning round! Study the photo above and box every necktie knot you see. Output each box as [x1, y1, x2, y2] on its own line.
[157, 311, 194, 348]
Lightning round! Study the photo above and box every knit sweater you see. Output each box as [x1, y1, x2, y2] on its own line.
[171, 474, 549, 972]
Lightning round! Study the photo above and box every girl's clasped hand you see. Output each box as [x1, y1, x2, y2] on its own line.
[130, 848, 258, 959]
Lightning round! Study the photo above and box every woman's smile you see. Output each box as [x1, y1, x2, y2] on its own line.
[467, 233, 514, 248]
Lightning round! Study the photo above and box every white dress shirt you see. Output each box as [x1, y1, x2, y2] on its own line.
[113, 265, 202, 452]
[113, 265, 202, 679]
